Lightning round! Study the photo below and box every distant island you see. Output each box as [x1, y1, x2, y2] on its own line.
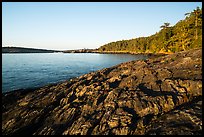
[63, 48, 96, 53]
[2, 47, 99, 54]
[2, 47, 62, 53]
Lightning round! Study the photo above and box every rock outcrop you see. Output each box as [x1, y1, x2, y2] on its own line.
[2, 48, 202, 135]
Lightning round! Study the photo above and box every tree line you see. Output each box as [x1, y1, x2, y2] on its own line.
[98, 7, 202, 53]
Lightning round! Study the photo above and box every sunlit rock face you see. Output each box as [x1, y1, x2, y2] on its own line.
[2, 48, 202, 135]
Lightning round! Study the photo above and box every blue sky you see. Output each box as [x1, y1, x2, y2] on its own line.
[2, 2, 202, 50]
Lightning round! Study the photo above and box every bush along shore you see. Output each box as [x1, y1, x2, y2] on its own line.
[2, 48, 202, 135]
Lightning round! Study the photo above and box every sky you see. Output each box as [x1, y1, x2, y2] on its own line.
[2, 2, 202, 50]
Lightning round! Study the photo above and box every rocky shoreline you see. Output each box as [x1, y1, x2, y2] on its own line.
[2, 48, 202, 135]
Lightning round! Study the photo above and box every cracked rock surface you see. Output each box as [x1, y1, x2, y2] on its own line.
[2, 48, 202, 135]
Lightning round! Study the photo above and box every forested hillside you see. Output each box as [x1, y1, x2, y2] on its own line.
[98, 7, 202, 53]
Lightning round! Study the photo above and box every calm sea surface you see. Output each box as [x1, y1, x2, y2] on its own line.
[2, 53, 148, 93]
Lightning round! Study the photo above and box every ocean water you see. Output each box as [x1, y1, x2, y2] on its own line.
[2, 53, 148, 93]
